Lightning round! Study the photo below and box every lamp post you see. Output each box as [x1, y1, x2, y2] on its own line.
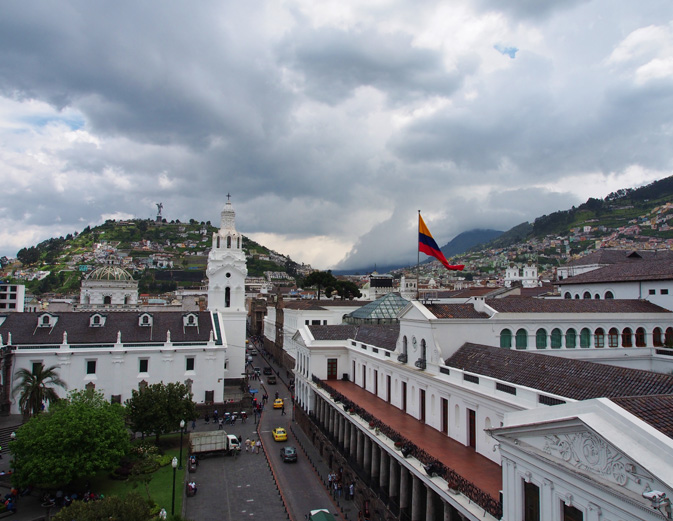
[9, 432, 15, 473]
[171, 456, 178, 515]
[178, 419, 185, 469]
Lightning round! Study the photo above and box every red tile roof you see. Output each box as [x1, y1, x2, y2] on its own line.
[445, 343, 673, 400]
[0, 311, 213, 345]
[486, 297, 670, 314]
[611, 395, 673, 440]
[425, 304, 490, 319]
[557, 257, 673, 284]
[308, 324, 399, 350]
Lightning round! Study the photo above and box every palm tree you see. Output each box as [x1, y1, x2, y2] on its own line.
[12, 364, 67, 417]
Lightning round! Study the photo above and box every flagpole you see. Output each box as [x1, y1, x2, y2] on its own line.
[417, 210, 420, 301]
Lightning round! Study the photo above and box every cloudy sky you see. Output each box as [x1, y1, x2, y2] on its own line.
[1, 1, 672, 270]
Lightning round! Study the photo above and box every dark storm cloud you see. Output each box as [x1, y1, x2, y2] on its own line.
[277, 27, 469, 105]
[0, 0, 671, 269]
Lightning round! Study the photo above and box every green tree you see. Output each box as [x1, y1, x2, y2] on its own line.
[12, 364, 67, 418]
[51, 492, 151, 521]
[330, 280, 362, 300]
[125, 382, 197, 443]
[16, 246, 40, 266]
[11, 390, 130, 489]
[303, 270, 338, 300]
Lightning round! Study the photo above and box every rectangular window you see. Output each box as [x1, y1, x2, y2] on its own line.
[305, 320, 309, 325]
[86, 360, 97, 375]
[661, 289, 669, 295]
[311, 320, 321, 325]
[139, 359, 149, 373]
[186, 357, 195, 371]
[649, 289, 656, 295]
[524, 481, 540, 521]
[32, 362, 43, 374]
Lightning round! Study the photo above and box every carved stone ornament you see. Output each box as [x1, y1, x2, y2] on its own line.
[542, 431, 648, 488]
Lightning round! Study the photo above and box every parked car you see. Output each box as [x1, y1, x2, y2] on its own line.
[267, 376, 277, 384]
[280, 446, 297, 462]
[273, 398, 284, 409]
[249, 348, 258, 356]
[263, 367, 273, 375]
[272, 427, 287, 442]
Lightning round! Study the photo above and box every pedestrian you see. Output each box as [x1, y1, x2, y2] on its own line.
[213, 409, 218, 422]
[281, 404, 286, 415]
[191, 419, 196, 431]
[255, 440, 261, 454]
[328, 472, 333, 488]
[349, 482, 354, 500]
[241, 412, 247, 423]
[205, 413, 210, 424]
[218, 417, 224, 430]
[245, 438, 250, 452]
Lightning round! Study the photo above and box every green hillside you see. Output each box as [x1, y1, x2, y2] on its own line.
[7, 218, 299, 295]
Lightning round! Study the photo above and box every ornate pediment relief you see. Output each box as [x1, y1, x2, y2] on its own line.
[517, 429, 661, 495]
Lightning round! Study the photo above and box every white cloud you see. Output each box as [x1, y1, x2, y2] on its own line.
[0, 0, 671, 272]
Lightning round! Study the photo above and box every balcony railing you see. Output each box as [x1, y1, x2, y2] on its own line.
[311, 375, 503, 519]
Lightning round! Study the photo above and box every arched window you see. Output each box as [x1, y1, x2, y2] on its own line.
[594, 294, 600, 299]
[227, 236, 232, 248]
[580, 328, 591, 348]
[653, 327, 664, 347]
[574, 294, 580, 299]
[551, 328, 562, 349]
[42, 315, 50, 325]
[103, 296, 112, 305]
[605, 291, 614, 299]
[217, 236, 220, 248]
[594, 328, 605, 348]
[237, 237, 240, 248]
[93, 315, 100, 325]
[500, 329, 512, 349]
[583, 291, 591, 299]
[608, 327, 619, 347]
[142, 315, 149, 324]
[666, 327, 673, 347]
[565, 328, 577, 348]
[564, 292, 572, 299]
[402, 336, 408, 355]
[622, 328, 633, 347]
[536, 328, 548, 349]
[225, 287, 231, 308]
[515, 329, 528, 349]
[421, 339, 427, 360]
[635, 327, 646, 347]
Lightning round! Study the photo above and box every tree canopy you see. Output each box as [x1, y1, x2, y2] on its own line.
[51, 492, 151, 521]
[328, 280, 362, 300]
[125, 382, 197, 442]
[11, 390, 129, 489]
[12, 364, 67, 418]
[303, 270, 338, 300]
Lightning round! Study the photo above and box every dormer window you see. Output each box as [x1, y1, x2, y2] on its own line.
[183, 313, 199, 332]
[139, 313, 153, 327]
[38, 314, 57, 328]
[89, 314, 106, 327]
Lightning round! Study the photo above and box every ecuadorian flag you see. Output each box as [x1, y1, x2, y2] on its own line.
[419, 214, 465, 271]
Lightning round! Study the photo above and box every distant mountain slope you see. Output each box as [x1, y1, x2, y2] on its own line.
[440, 229, 503, 257]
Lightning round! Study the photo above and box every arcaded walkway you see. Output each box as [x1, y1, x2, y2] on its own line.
[327, 380, 502, 500]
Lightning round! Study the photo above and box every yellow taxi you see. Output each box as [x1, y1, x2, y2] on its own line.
[273, 398, 284, 409]
[272, 427, 287, 442]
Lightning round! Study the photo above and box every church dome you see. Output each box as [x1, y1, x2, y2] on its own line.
[87, 266, 134, 281]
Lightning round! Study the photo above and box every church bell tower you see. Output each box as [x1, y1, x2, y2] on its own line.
[206, 195, 248, 383]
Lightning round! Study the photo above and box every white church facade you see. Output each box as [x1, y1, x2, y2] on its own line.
[0, 198, 248, 413]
